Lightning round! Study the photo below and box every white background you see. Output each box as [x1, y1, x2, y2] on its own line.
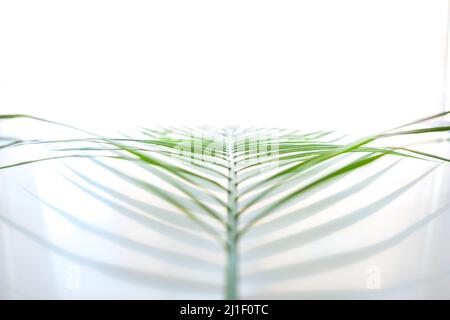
[0, 0, 449, 132]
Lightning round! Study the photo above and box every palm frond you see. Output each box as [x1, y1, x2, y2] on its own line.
[0, 111, 449, 299]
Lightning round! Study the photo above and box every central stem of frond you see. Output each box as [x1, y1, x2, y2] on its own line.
[225, 128, 238, 300]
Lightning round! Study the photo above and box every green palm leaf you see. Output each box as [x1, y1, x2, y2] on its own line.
[0, 111, 449, 299]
